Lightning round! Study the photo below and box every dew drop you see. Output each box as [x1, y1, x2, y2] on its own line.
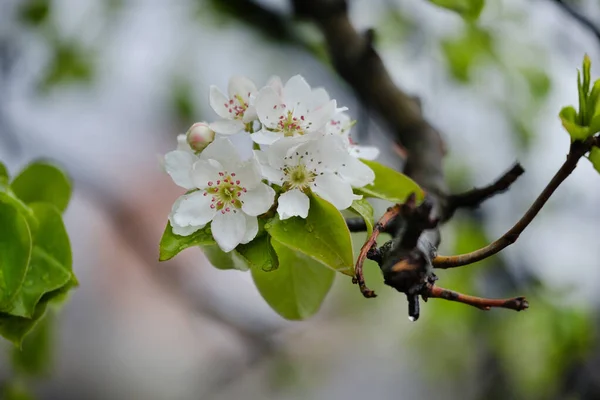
[305, 223, 314, 233]
[408, 316, 416, 322]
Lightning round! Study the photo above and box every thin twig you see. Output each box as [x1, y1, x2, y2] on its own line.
[433, 138, 596, 269]
[552, 0, 600, 45]
[353, 204, 402, 298]
[446, 163, 525, 216]
[423, 285, 529, 312]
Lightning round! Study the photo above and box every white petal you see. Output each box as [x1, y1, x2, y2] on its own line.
[210, 119, 245, 135]
[241, 183, 275, 216]
[307, 99, 336, 132]
[266, 75, 283, 96]
[171, 223, 202, 236]
[303, 134, 347, 172]
[228, 76, 257, 101]
[267, 136, 306, 170]
[191, 159, 222, 189]
[255, 87, 284, 129]
[250, 129, 283, 145]
[260, 164, 284, 184]
[172, 191, 216, 227]
[240, 215, 258, 244]
[231, 158, 262, 190]
[349, 145, 380, 160]
[209, 86, 232, 119]
[312, 173, 354, 210]
[338, 156, 375, 187]
[164, 150, 197, 189]
[199, 138, 240, 169]
[283, 75, 312, 107]
[176, 134, 192, 152]
[310, 87, 330, 108]
[277, 188, 309, 220]
[211, 211, 246, 252]
[242, 105, 257, 123]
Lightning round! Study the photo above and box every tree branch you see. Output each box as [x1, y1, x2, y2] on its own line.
[445, 163, 525, 217]
[551, 0, 600, 45]
[433, 137, 597, 269]
[423, 284, 529, 312]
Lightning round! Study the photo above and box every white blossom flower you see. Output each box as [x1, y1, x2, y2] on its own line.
[186, 122, 215, 152]
[326, 112, 380, 160]
[251, 75, 336, 145]
[165, 138, 275, 252]
[259, 134, 374, 220]
[209, 76, 258, 135]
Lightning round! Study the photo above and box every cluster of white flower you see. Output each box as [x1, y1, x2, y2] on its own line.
[164, 75, 380, 252]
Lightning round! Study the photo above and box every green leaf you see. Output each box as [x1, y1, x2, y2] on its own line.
[589, 114, 600, 136]
[236, 234, 279, 272]
[427, 0, 485, 20]
[589, 147, 600, 174]
[0, 161, 8, 186]
[583, 54, 591, 98]
[202, 244, 250, 271]
[0, 203, 32, 312]
[348, 198, 374, 236]
[11, 161, 72, 213]
[1, 381, 35, 400]
[159, 222, 215, 261]
[578, 70, 588, 125]
[355, 159, 425, 204]
[11, 312, 53, 376]
[589, 80, 600, 117]
[0, 295, 51, 347]
[559, 106, 590, 141]
[251, 240, 335, 320]
[266, 194, 354, 276]
[7, 203, 73, 318]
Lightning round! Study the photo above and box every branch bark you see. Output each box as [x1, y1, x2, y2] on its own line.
[433, 137, 597, 269]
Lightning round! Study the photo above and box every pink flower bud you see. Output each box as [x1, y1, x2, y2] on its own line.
[186, 122, 215, 152]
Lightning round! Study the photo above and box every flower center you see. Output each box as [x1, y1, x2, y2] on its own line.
[205, 172, 247, 214]
[278, 110, 308, 137]
[223, 93, 250, 120]
[283, 164, 315, 190]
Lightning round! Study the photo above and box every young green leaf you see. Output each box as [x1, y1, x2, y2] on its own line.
[0, 381, 35, 400]
[0, 161, 8, 186]
[236, 235, 279, 272]
[354, 159, 425, 204]
[251, 240, 335, 320]
[348, 198, 374, 236]
[0, 295, 50, 347]
[202, 245, 250, 271]
[559, 106, 589, 141]
[11, 161, 72, 213]
[427, 0, 485, 20]
[588, 147, 600, 174]
[266, 194, 354, 276]
[158, 222, 215, 261]
[0, 203, 32, 313]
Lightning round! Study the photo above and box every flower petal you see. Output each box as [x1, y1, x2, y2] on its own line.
[312, 173, 354, 210]
[338, 156, 375, 187]
[211, 210, 246, 252]
[283, 75, 312, 107]
[176, 134, 192, 152]
[171, 223, 203, 236]
[255, 87, 284, 129]
[241, 183, 275, 216]
[164, 150, 197, 189]
[302, 134, 347, 172]
[307, 99, 336, 132]
[242, 105, 257, 123]
[349, 145, 380, 160]
[199, 138, 240, 169]
[228, 76, 257, 102]
[310, 87, 330, 108]
[210, 119, 245, 135]
[241, 214, 258, 244]
[266, 75, 283, 96]
[172, 191, 216, 227]
[277, 188, 310, 220]
[209, 86, 232, 119]
[191, 159, 223, 189]
[232, 158, 262, 189]
[250, 129, 282, 145]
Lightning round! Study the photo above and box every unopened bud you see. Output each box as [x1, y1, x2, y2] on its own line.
[186, 122, 215, 152]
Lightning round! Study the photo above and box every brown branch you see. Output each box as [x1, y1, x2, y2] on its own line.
[291, 0, 448, 211]
[423, 285, 529, 312]
[353, 204, 402, 298]
[446, 163, 525, 216]
[433, 138, 596, 269]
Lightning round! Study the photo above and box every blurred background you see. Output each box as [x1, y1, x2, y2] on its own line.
[1, 0, 600, 399]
